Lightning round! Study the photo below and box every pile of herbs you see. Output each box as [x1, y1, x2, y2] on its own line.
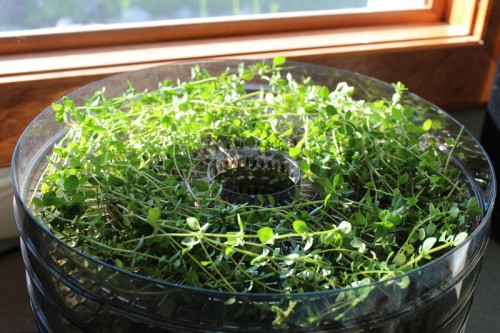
[32, 57, 481, 295]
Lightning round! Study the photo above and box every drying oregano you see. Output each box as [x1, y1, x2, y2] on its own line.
[31, 57, 482, 295]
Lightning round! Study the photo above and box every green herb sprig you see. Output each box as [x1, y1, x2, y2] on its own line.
[31, 57, 481, 295]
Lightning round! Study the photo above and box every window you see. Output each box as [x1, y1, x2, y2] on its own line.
[1, 0, 437, 54]
[1, 0, 427, 35]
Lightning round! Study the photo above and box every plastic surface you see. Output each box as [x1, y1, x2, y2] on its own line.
[0, 167, 17, 239]
[12, 60, 496, 332]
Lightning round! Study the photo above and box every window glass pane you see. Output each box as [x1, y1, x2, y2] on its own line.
[366, 0, 428, 10]
[0, 0, 428, 34]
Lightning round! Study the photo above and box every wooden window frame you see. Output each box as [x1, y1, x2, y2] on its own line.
[1, 0, 499, 167]
[0, 1, 444, 55]
[0, 0, 490, 80]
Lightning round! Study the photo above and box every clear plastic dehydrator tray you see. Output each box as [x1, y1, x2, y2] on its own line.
[12, 60, 496, 332]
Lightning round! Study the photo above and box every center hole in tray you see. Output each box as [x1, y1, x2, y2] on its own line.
[207, 149, 300, 205]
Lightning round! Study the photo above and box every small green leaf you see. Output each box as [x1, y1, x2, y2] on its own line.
[272, 55, 286, 67]
[186, 217, 200, 231]
[310, 162, 322, 176]
[115, 258, 124, 269]
[293, 220, 309, 233]
[429, 176, 440, 184]
[289, 147, 301, 158]
[300, 161, 310, 173]
[420, 237, 436, 253]
[257, 226, 274, 244]
[281, 128, 293, 137]
[337, 221, 352, 234]
[453, 232, 468, 246]
[42, 190, 58, 207]
[425, 222, 437, 237]
[246, 211, 258, 225]
[268, 194, 275, 207]
[283, 253, 299, 265]
[394, 252, 406, 266]
[350, 236, 364, 249]
[147, 207, 161, 225]
[431, 118, 442, 130]
[418, 228, 426, 241]
[52, 103, 63, 111]
[225, 247, 234, 256]
[422, 119, 432, 131]
[398, 173, 409, 186]
[392, 107, 403, 120]
[108, 174, 126, 187]
[237, 214, 245, 232]
[31, 197, 43, 208]
[56, 107, 65, 121]
[326, 105, 338, 116]
[63, 175, 79, 193]
[74, 111, 86, 123]
[395, 275, 410, 288]
[402, 243, 415, 254]
[161, 116, 173, 128]
[192, 179, 209, 192]
[304, 235, 314, 251]
[323, 193, 332, 208]
[350, 212, 366, 226]
[185, 270, 199, 283]
[333, 174, 344, 188]
[320, 231, 341, 246]
[62, 96, 75, 110]
[71, 192, 86, 204]
[449, 206, 460, 218]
